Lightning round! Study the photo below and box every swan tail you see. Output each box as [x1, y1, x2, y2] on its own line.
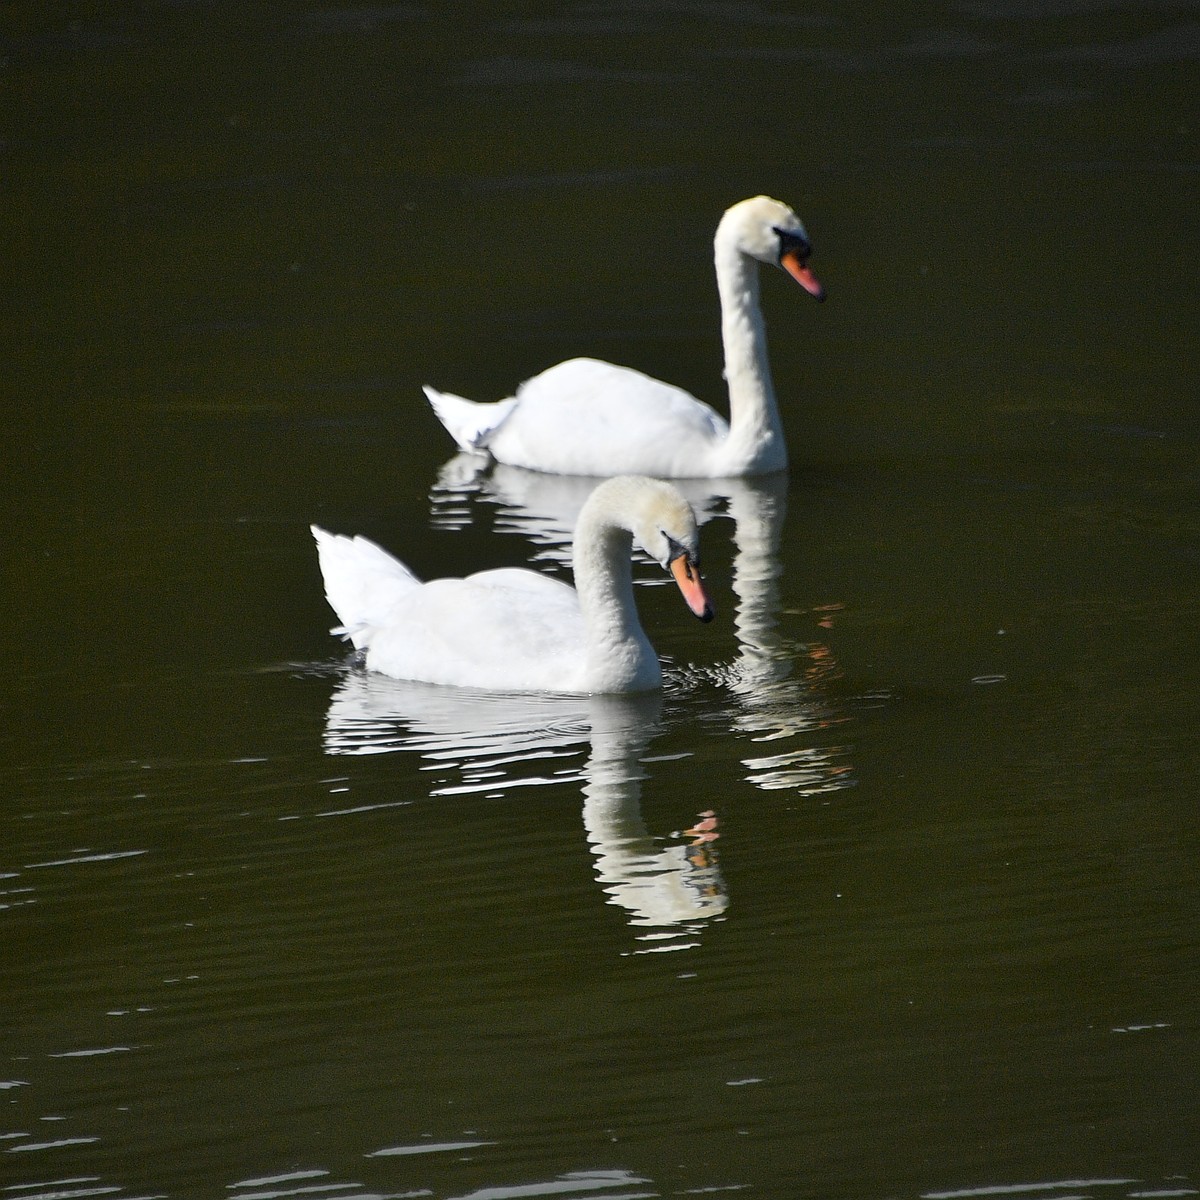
[423, 385, 517, 453]
[311, 525, 420, 651]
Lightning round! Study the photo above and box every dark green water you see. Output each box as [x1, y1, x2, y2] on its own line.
[3, 3, 1198, 1197]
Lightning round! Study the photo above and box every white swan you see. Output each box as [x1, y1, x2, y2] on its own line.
[423, 195, 825, 479]
[311, 475, 714, 694]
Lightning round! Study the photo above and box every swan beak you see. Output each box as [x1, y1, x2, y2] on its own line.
[670, 555, 715, 623]
[781, 250, 826, 302]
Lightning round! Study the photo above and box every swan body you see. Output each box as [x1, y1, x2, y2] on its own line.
[424, 195, 824, 479]
[312, 475, 714, 694]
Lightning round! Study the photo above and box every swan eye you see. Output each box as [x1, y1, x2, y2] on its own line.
[663, 533, 689, 568]
[774, 226, 813, 262]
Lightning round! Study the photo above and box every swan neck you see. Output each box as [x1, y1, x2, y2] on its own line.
[573, 505, 658, 690]
[714, 233, 785, 470]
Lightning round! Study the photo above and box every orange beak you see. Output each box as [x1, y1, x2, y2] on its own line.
[781, 249, 826, 301]
[670, 555, 715, 623]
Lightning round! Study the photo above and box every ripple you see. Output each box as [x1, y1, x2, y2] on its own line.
[24, 850, 147, 870]
[925, 1183, 1140, 1200]
[0, 1179, 125, 1200]
[442, 1170, 651, 1199]
[367, 1139, 495, 1156]
[5, 1136, 102, 1153]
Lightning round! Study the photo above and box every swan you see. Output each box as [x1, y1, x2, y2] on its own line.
[423, 195, 825, 479]
[311, 475, 714, 694]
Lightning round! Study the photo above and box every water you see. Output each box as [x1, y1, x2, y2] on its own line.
[3, 1, 1199, 1196]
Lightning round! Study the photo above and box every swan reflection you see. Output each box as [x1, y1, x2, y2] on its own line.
[430, 458, 857, 796]
[430, 452, 727, 570]
[323, 674, 726, 950]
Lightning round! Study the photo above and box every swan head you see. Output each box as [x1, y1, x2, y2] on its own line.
[604, 476, 715, 624]
[720, 195, 826, 302]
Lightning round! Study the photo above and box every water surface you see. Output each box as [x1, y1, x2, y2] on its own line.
[3, 2, 1198, 1197]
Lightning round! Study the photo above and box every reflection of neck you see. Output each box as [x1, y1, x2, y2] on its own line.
[714, 228, 785, 473]
[580, 695, 656, 846]
[581, 696, 727, 929]
[724, 477, 789, 686]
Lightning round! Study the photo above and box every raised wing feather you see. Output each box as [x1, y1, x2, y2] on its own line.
[311, 526, 420, 648]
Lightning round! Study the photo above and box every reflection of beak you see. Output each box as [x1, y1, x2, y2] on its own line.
[781, 249, 826, 301]
[670, 555, 715, 623]
[683, 810, 720, 843]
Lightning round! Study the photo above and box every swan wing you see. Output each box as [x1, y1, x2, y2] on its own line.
[364, 569, 588, 692]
